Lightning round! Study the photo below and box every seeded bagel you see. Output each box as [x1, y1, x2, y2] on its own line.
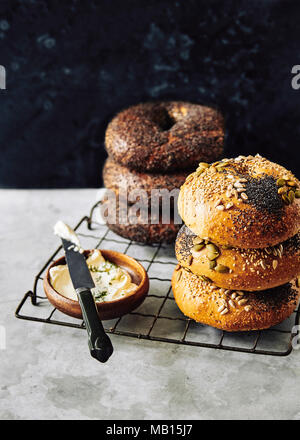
[105, 101, 224, 172]
[101, 190, 181, 244]
[175, 225, 300, 291]
[103, 158, 189, 206]
[178, 154, 300, 249]
[172, 266, 300, 331]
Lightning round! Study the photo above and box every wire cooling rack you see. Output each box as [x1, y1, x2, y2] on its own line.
[15, 201, 300, 357]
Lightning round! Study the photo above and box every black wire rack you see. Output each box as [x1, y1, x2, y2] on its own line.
[15, 201, 300, 357]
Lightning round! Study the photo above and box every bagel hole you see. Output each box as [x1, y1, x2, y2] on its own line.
[151, 107, 176, 131]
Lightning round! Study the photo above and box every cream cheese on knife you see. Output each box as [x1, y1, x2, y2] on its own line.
[51, 221, 137, 302]
[54, 220, 83, 253]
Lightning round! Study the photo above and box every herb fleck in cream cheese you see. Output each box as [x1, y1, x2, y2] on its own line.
[50, 249, 138, 302]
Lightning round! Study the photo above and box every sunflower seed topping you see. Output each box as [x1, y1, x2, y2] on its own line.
[260, 260, 266, 270]
[176, 271, 182, 282]
[234, 181, 245, 188]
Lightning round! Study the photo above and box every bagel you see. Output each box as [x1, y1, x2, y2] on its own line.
[103, 158, 188, 206]
[172, 266, 300, 331]
[105, 101, 224, 172]
[175, 225, 300, 291]
[101, 191, 181, 244]
[178, 154, 300, 249]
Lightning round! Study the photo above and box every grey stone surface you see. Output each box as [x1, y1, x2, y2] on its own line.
[1, 189, 300, 420]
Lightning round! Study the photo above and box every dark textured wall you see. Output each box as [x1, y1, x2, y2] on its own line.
[0, 0, 300, 188]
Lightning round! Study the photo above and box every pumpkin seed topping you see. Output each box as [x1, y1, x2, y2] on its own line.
[207, 251, 219, 261]
[288, 190, 295, 203]
[206, 243, 219, 254]
[276, 176, 299, 204]
[209, 260, 217, 270]
[278, 186, 287, 195]
[215, 264, 230, 273]
[282, 194, 290, 205]
[193, 237, 204, 245]
[192, 243, 205, 252]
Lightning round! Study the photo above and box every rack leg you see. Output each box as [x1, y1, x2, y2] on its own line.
[31, 292, 37, 305]
[15, 291, 34, 317]
[87, 201, 102, 230]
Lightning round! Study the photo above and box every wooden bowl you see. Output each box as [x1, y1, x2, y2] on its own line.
[43, 249, 149, 320]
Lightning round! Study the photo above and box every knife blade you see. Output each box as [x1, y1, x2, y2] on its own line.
[61, 238, 113, 363]
[62, 239, 95, 290]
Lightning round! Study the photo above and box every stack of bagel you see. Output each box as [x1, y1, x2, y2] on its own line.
[172, 154, 300, 331]
[102, 101, 224, 244]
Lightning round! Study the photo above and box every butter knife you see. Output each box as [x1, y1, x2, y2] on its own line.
[61, 238, 113, 363]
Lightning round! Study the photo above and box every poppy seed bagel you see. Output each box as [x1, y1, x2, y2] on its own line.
[103, 158, 189, 205]
[105, 101, 224, 172]
[101, 190, 181, 244]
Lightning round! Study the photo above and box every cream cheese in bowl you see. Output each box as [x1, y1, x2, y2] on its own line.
[49, 249, 138, 302]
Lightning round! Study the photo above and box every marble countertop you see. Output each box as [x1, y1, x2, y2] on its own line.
[1, 189, 300, 420]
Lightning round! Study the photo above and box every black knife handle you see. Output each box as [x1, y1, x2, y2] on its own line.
[76, 289, 113, 363]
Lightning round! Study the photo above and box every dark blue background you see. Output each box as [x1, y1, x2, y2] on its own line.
[0, 0, 300, 188]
